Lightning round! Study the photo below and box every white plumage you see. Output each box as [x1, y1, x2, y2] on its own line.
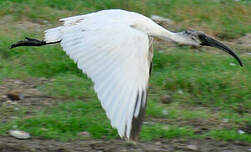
[45, 9, 159, 140]
[12, 9, 242, 141]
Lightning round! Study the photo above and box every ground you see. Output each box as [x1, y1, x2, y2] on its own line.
[0, 137, 250, 152]
[0, 79, 250, 152]
[0, 0, 251, 152]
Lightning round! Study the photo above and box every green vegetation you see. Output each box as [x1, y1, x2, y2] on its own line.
[0, 0, 250, 143]
[0, 0, 250, 39]
[141, 124, 194, 141]
[206, 129, 251, 142]
[0, 101, 118, 140]
[0, 100, 195, 141]
[152, 50, 250, 111]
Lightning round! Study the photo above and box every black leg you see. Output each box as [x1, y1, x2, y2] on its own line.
[11, 37, 60, 49]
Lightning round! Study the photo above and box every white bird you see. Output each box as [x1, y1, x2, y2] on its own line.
[11, 9, 243, 141]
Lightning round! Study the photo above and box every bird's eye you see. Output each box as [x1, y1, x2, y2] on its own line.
[185, 30, 190, 34]
[191, 37, 196, 41]
[198, 34, 206, 40]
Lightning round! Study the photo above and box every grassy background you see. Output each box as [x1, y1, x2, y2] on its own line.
[1, 0, 251, 39]
[0, 0, 250, 142]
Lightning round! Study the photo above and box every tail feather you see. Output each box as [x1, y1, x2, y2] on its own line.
[44, 27, 62, 43]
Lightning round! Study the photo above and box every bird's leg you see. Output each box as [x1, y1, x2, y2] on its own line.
[11, 37, 60, 49]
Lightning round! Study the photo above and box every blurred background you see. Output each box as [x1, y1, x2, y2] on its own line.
[0, 0, 250, 151]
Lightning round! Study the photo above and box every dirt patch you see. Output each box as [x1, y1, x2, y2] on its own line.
[146, 117, 233, 135]
[230, 34, 251, 47]
[0, 78, 57, 107]
[0, 15, 50, 35]
[0, 136, 250, 152]
[224, 33, 251, 55]
[0, 78, 59, 122]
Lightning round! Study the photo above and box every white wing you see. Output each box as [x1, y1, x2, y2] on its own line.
[47, 21, 152, 140]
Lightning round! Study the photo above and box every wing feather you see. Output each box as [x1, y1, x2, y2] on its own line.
[58, 23, 151, 140]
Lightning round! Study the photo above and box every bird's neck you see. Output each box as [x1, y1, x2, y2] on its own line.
[133, 20, 191, 45]
[149, 25, 186, 44]
[154, 28, 182, 43]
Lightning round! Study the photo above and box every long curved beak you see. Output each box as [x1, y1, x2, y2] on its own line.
[199, 35, 243, 67]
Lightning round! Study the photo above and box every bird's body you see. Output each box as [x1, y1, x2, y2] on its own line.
[11, 9, 243, 141]
[44, 9, 160, 140]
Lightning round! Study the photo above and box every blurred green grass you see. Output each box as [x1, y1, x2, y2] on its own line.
[0, 0, 251, 38]
[0, 0, 250, 142]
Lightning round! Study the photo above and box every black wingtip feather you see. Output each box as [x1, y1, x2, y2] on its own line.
[130, 90, 147, 141]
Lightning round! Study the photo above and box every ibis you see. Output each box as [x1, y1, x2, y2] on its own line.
[11, 9, 243, 141]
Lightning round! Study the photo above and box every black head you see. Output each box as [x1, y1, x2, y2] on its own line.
[180, 30, 243, 67]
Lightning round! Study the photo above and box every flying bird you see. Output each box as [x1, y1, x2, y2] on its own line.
[11, 9, 243, 141]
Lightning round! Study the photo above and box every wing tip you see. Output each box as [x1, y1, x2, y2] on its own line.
[115, 90, 147, 141]
[129, 90, 147, 141]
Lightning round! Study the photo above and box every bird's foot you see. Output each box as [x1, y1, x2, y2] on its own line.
[11, 37, 46, 49]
